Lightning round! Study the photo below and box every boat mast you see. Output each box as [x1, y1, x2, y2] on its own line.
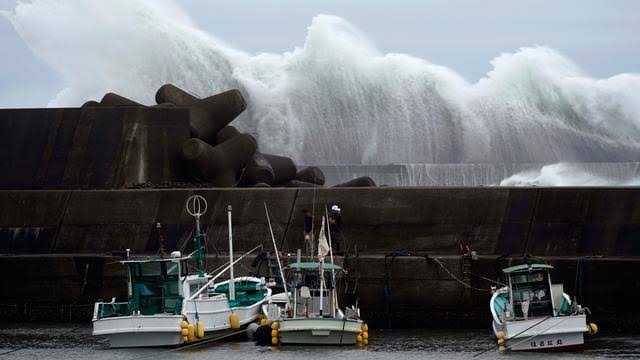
[263, 203, 290, 307]
[186, 195, 207, 277]
[325, 206, 337, 317]
[318, 216, 328, 317]
[228, 205, 235, 302]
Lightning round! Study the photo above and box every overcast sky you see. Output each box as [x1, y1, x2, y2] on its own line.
[1, 0, 639, 107]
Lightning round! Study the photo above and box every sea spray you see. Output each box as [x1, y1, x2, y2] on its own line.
[499, 163, 640, 187]
[4, 0, 640, 168]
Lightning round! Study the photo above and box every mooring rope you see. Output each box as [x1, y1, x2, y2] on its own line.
[463, 272, 507, 287]
[502, 313, 577, 352]
[472, 315, 552, 358]
[472, 311, 580, 358]
[432, 258, 491, 293]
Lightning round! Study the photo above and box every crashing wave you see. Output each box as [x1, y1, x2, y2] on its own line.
[3, 0, 640, 168]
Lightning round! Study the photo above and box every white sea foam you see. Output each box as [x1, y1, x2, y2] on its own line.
[500, 163, 640, 187]
[3, 0, 640, 170]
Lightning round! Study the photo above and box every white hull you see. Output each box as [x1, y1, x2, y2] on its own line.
[93, 315, 184, 348]
[493, 315, 587, 351]
[278, 318, 363, 345]
[93, 279, 270, 348]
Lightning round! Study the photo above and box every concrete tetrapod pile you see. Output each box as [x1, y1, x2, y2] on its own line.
[83, 85, 376, 188]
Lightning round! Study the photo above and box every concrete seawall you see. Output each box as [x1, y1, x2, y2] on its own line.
[1, 187, 639, 330]
[0, 108, 190, 189]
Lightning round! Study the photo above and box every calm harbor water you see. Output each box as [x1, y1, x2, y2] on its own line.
[0, 324, 638, 359]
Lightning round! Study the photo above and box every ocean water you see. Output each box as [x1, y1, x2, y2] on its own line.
[0, 324, 638, 360]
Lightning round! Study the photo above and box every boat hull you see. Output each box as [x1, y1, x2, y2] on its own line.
[493, 315, 587, 352]
[278, 318, 363, 345]
[93, 296, 265, 348]
[93, 315, 184, 348]
[93, 314, 252, 348]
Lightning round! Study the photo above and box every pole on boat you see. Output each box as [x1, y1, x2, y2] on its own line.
[325, 206, 338, 317]
[186, 195, 208, 277]
[263, 203, 290, 308]
[189, 245, 263, 300]
[227, 205, 235, 302]
[318, 216, 329, 317]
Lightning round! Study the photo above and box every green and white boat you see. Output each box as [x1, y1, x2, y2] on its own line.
[92, 196, 271, 348]
[490, 263, 597, 352]
[266, 261, 365, 345]
[259, 215, 368, 346]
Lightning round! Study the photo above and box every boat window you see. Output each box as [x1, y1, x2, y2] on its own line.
[167, 262, 180, 276]
[510, 270, 553, 318]
[180, 261, 188, 277]
[189, 280, 209, 297]
[128, 261, 183, 315]
[190, 283, 201, 296]
[140, 262, 162, 277]
[298, 271, 334, 289]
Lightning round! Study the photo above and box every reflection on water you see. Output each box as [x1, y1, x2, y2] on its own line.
[0, 324, 638, 359]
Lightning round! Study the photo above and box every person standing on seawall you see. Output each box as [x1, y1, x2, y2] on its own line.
[329, 205, 342, 254]
[303, 209, 314, 259]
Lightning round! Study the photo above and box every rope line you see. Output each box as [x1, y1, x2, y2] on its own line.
[472, 316, 552, 358]
[432, 258, 491, 293]
[463, 272, 507, 287]
[502, 314, 577, 352]
[473, 311, 580, 358]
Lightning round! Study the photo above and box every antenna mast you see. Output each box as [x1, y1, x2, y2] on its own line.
[186, 195, 208, 277]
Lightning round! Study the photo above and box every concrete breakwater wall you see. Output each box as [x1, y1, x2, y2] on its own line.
[1, 187, 639, 330]
[0, 107, 191, 189]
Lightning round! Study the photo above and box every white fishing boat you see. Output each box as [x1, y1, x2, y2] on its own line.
[490, 263, 597, 352]
[92, 196, 271, 348]
[257, 210, 368, 346]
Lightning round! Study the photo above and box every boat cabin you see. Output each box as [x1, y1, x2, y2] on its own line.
[501, 264, 571, 320]
[94, 253, 211, 320]
[285, 262, 343, 318]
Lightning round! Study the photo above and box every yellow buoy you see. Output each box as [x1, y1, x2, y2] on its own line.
[271, 329, 279, 338]
[183, 335, 189, 343]
[260, 318, 267, 325]
[271, 321, 280, 330]
[362, 331, 369, 340]
[187, 323, 195, 341]
[496, 331, 505, 340]
[197, 321, 205, 338]
[362, 324, 369, 332]
[258, 314, 265, 321]
[271, 336, 279, 345]
[181, 328, 189, 336]
[230, 312, 240, 330]
[587, 323, 598, 335]
[180, 320, 189, 329]
[499, 345, 506, 352]
[356, 334, 363, 343]
[497, 338, 505, 345]
[364, 339, 369, 345]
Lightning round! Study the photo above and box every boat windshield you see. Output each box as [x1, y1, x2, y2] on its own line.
[128, 261, 183, 315]
[291, 270, 335, 290]
[509, 270, 553, 318]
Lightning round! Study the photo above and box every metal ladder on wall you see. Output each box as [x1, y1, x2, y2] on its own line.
[461, 253, 473, 298]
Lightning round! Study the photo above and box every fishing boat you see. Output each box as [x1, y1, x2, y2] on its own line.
[92, 196, 271, 348]
[257, 209, 368, 346]
[490, 263, 597, 352]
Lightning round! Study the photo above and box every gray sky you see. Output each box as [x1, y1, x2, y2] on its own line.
[1, 0, 639, 107]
